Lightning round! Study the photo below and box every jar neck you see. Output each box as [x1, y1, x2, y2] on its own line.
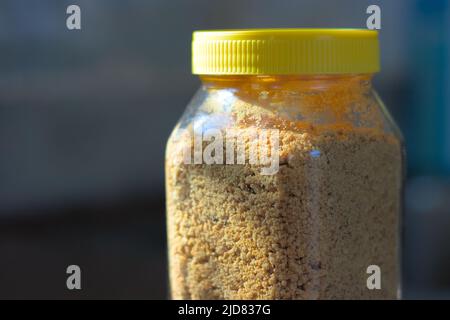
[200, 74, 373, 93]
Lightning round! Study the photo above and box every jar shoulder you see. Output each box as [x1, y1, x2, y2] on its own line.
[169, 84, 403, 142]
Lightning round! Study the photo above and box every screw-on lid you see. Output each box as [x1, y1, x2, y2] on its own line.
[192, 28, 380, 75]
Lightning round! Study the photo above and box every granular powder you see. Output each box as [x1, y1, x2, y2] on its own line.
[166, 77, 402, 300]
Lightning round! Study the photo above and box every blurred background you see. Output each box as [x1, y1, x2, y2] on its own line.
[0, 0, 449, 299]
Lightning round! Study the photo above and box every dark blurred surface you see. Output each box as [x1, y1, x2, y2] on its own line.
[0, 194, 167, 299]
[0, 0, 449, 299]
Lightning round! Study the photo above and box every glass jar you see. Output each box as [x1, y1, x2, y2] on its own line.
[166, 29, 403, 299]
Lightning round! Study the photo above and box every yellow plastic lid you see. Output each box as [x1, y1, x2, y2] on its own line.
[192, 28, 379, 75]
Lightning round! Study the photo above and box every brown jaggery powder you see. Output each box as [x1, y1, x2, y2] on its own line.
[166, 76, 402, 299]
